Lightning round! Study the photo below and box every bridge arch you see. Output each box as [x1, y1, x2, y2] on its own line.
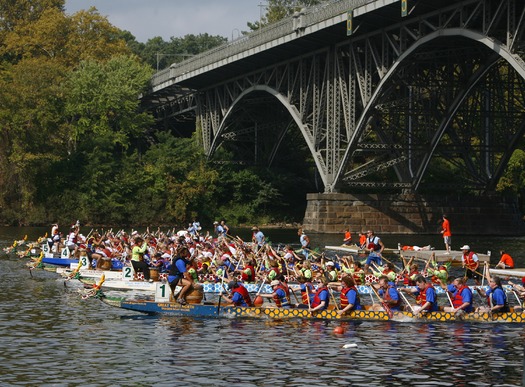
[333, 28, 525, 192]
[208, 85, 330, 187]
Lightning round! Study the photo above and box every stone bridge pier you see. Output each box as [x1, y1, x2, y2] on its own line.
[303, 193, 525, 235]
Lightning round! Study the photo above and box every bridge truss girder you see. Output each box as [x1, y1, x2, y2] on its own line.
[161, 0, 525, 193]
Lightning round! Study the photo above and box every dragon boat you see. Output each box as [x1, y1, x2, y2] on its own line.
[82, 275, 501, 296]
[99, 296, 525, 323]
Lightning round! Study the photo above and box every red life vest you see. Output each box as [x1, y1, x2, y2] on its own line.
[383, 285, 401, 308]
[463, 251, 478, 270]
[301, 282, 314, 304]
[311, 286, 329, 309]
[272, 285, 290, 307]
[232, 284, 253, 307]
[416, 283, 434, 305]
[340, 286, 359, 309]
[452, 285, 471, 309]
[367, 236, 381, 251]
[241, 265, 256, 282]
[403, 270, 418, 286]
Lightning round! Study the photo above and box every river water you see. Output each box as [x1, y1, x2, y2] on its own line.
[1, 226, 525, 386]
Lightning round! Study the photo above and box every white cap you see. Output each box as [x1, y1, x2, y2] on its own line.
[326, 261, 334, 266]
[460, 245, 470, 250]
[270, 280, 280, 286]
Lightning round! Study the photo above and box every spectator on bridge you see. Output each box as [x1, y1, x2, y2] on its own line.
[441, 214, 452, 252]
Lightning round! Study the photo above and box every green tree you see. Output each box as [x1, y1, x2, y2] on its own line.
[61, 55, 154, 223]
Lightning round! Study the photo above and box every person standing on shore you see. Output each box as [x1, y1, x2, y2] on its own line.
[441, 214, 452, 252]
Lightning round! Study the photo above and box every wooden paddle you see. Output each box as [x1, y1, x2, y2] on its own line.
[369, 285, 393, 318]
[328, 287, 340, 310]
[398, 289, 416, 314]
[217, 270, 226, 315]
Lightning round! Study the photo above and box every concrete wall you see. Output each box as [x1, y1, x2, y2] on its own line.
[303, 193, 525, 235]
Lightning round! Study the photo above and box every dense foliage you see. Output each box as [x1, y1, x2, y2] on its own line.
[0, 0, 316, 227]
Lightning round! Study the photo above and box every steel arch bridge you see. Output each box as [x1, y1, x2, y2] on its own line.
[147, 0, 525, 194]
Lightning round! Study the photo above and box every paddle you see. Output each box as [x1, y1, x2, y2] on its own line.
[305, 282, 312, 314]
[328, 287, 340, 311]
[217, 270, 226, 315]
[289, 286, 301, 304]
[369, 285, 393, 319]
[398, 289, 416, 314]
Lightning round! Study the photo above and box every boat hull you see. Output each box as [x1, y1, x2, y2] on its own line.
[101, 297, 525, 323]
[42, 258, 79, 267]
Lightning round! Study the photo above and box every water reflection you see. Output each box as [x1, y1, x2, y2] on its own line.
[2, 228, 525, 385]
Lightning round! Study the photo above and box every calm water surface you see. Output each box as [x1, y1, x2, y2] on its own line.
[1, 227, 525, 386]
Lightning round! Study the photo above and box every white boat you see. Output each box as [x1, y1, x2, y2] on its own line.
[489, 268, 525, 278]
[325, 244, 400, 255]
[400, 249, 491, 266]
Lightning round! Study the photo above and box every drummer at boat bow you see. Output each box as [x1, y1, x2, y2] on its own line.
[399, 275, 438, 315]
[131, 236, 152, 282]
[363, 230, 384, 274]
[168, 246, 194, 306]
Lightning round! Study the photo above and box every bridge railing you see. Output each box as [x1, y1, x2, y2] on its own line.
[150, 0, 375, 88]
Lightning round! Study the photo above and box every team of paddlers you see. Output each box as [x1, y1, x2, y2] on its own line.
[11, 221, 520, 316]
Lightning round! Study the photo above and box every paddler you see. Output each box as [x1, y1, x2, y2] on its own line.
[310, 277, 330, 312]
[328, 275, 360, 315]
[442, 276, 473, 315]
[370, 275, 401, 312]
[296, 276, 315, 307]
[399, 275, 438, 315]
[220, 281, 253, 307]
[476, 268, 509, 314]
[260, 280, 291, 308]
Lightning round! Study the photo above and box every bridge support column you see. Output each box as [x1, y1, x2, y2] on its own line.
[303, 193, 525, 235]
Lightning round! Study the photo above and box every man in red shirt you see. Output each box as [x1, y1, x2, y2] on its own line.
[495, 250, 514, 269]
[441, 214, 451, 252]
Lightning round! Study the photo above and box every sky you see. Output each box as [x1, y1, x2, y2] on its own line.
[64, 0, 265, 43]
